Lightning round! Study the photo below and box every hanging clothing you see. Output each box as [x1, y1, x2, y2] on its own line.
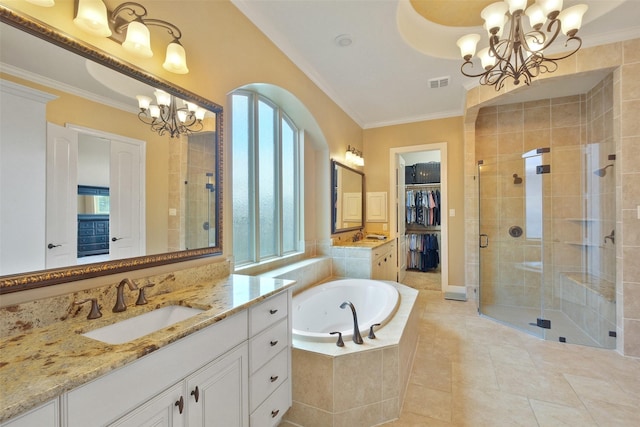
[405, 232, 440, 271]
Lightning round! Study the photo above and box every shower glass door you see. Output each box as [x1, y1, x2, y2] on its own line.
[478, 149, 546, 339]
[479, 143, 617, 348]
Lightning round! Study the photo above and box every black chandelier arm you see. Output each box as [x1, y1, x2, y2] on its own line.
[142, 18, 182, 41]
[110, 2, 182, 41]
[110, 2, 147, 33]
[540, 36, 583, 62]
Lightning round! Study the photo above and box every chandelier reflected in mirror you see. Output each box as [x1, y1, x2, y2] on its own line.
[136, 90, 206, 138]
[456, 0, 588, 90]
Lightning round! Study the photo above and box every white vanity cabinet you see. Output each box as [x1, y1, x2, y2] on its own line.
[372, 240, 396, 281]
[0, 399, 59, 427]
[58, 288, 292, 427]
[111, 343, 248, 427]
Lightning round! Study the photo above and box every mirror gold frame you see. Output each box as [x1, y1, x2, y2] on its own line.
[0, 5, 224, 294]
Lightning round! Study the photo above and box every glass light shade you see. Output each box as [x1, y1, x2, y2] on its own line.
[73, 0, 111, 37]
[525, 4, 546, 29]
[149, 105, 160, 118]
[136, 95, 152, 110]
[536, 0, 563, 18]
[162, 42, 189, 74]
[506, 0, 527, 14]
[481, 2, 509, 34]
[456, 34, 481, 60]
[195, 108, 207, 121]
[558, 4, 588, 36]
[478, 47, 496, 70]
[122, 21, 153, 58]
[483, 20, 505, 38]
[177, 110, 188, 123]
[154, 90, 171, 107]
[345, 150, 354, 163]
[26, 0, 55, 7]
[185, 101, 199, 112]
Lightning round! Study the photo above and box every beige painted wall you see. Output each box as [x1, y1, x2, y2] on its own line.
[363, 116, 466, 286]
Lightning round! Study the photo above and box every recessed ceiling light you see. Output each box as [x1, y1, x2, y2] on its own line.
[334, 34, 353, 47]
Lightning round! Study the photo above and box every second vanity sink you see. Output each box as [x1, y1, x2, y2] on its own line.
[82, 305, 204, 345]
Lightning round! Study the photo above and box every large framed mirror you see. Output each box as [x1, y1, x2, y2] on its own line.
[331, 160, 364, 234]
[0, 6, 223, 293]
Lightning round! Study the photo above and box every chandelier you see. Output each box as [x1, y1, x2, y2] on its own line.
[136, 90, 206, 138]
[456, 0, 588, 90]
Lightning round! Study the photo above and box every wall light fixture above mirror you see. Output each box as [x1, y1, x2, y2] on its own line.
[60, 0, 190, 74]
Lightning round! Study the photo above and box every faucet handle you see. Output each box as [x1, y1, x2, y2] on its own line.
[74, 298, 102, 319]
[136, 283, 155, 305]
[330, 331, 345, 347]
[368, 323, 381, 339]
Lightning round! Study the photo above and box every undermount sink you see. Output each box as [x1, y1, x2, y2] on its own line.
[82, 305, 204, 345]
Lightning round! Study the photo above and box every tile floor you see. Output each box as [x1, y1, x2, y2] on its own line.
[282, 280, 640, 426]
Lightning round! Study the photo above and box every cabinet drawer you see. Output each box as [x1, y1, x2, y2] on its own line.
[249, 318, 288, 373]
[250, 379, 290, 427]
[249, 291, 288, 336]
[249, 348, 288, 412]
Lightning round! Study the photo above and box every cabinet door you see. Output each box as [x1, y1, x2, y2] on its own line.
[186, 343, 248, 427]
[0, 399, 59, 427]
[109, 382, 185, 427]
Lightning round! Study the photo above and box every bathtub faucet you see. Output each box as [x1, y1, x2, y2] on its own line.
[340, 301, 364, 344]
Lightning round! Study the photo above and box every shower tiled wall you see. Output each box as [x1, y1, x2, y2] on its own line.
[464, 39, 640, 356]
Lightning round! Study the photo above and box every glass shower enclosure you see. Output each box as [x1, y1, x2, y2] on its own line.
[478, 144, 616, 348]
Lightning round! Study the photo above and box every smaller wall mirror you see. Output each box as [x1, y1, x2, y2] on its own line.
[331, 160, 364, 234]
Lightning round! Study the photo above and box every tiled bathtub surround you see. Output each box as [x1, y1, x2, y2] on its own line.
[284, 283, 420, 427]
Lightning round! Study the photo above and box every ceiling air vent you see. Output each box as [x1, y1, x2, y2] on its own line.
[429, 76, 449, 89]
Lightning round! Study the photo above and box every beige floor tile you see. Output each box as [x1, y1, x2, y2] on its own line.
[402, 382, 452, 422]
[451, 386, 539, 427]
[580, 397, 640, 426]
[529, 399, 597, 427]
[563, 373, 640, 408]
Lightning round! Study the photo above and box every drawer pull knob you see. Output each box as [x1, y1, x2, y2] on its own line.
[175, 396, 184, 414]
[269, 309, 278, 314]
[271, 409, 280, 418]
[191, 386, 200, 402]
[270, 375, 279, 383]
[270, 340, 278, 347]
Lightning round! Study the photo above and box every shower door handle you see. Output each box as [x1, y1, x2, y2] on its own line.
[479, 234, 489, 248]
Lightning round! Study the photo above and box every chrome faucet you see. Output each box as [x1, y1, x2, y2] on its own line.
[113, 278, 138, 312]
[340, 301, 364, 344]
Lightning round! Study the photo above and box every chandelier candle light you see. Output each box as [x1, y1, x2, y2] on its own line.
[136, 90, 206, 138]
[456, 0, 588, 90]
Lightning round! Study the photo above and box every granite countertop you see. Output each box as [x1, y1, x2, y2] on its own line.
[332, 238, 391, 249]
[0, 274, 295, 422]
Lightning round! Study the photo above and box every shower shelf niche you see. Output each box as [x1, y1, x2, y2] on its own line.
[563, 241, 604, 248]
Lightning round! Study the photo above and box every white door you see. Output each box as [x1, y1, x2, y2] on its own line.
[110, 139, 144, 260]
[46, 123, 78, 269]
[396, 154, 407, 282]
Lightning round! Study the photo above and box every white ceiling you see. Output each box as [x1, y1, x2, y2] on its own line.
[232, 0, 640, 129]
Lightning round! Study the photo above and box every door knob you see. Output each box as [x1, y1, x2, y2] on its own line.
[111, 237, 122, 242]
[47, 243, 61, 249]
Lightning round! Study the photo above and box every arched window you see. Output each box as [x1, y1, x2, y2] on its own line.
[231, 90, 301, 267]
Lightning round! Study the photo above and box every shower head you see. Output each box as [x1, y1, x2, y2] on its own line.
[594, 164, 614, 177]
[512, 173, 523, 184]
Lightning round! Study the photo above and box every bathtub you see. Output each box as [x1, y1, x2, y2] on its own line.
[292, 279, 400, 342]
